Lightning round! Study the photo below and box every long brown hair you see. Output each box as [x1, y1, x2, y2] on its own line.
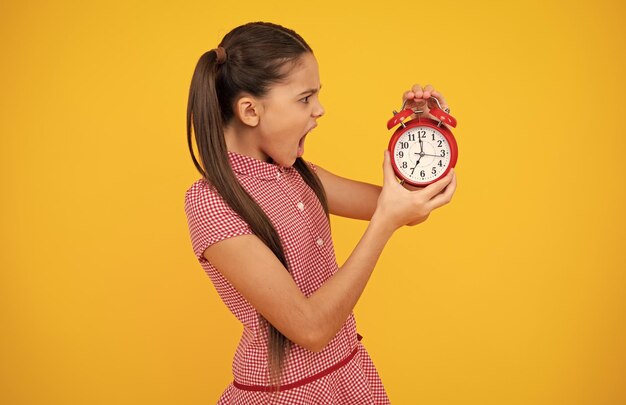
[186, 22, 329, 389]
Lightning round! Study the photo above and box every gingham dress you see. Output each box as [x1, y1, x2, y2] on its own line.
[184, 151, 390, 404]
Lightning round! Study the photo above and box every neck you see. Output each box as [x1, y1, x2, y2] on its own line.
[223, 123, 268, 162]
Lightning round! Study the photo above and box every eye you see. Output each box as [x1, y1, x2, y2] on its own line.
[301, 95, 311, 104]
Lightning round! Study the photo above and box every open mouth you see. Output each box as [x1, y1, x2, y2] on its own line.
[297, 134, 306, 157]
[297, 125, 316, 158]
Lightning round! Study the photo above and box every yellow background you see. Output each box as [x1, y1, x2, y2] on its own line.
[2, 0, 625, 404]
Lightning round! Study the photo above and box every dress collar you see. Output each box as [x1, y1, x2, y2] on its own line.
[227, 151, 290, 180]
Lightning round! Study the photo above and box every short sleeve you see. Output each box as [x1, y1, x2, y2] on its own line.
[184, 180, 253, 263]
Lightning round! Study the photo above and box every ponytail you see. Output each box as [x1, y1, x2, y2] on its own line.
[186, 22, 328, 390]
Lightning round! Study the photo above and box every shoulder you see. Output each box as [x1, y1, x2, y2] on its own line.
[184, 178, 240, 220]
[305, 160, 318, 172]
[184, 178, 253, 261]
[185, 178, 219, 206]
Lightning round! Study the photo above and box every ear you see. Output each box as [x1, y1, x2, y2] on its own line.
[233, 95, 261, 127]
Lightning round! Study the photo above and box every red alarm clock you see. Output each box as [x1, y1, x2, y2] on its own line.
[387, 97, 458, 186]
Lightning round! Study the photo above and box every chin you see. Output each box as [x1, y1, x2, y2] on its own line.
[269, 155, 296, 168]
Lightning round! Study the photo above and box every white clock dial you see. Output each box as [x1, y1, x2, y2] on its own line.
[393, 126, 451, 182]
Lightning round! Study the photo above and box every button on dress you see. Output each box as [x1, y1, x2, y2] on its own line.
[184, 151, 390, 404]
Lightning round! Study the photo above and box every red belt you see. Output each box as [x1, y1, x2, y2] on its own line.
[233, 333, 363, 392]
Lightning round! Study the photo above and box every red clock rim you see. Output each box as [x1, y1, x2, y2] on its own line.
[387, 117, 458, 187]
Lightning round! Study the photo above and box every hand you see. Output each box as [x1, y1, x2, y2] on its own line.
[402, 84, 449, 120]
[372, 150, 457, 231]
[399, 181, 429, 226]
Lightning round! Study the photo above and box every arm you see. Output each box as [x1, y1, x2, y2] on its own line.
[313, 164, 381, 221]
[313, 164, 429, 225]
[313, 84, 450, 222]
[203, 212, 394, 353]
[204, 152, 456, 353]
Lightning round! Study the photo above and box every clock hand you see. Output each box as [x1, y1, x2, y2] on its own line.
[411, 155, 421, 173]
[414, 152, 444, 158]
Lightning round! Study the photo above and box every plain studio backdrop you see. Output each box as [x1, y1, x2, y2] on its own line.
[1, 0, 625, 404]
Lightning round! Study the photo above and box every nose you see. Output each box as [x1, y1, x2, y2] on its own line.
[313, 100, 325, 118]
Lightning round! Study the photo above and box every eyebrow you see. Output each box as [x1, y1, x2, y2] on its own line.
[298, 84, 322, 96]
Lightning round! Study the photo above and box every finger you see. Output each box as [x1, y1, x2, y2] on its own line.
[403, 90, 415, 101]
[411, 84, 424, 99]
[431, 90, 446, 103]
[382, 150, 398, 186]
[427, 171, 457, 210]
[431, 90, 448, 109]
[419, 169, 455, 200]
[423, 84, 434, 99]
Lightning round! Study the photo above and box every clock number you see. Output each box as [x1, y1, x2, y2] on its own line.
[440, 150, 446, 157]
[438, 140, 443, 147]
[438, 160, 443, 167]
[400, 142, 409, 149]
[432, 167, 437, 175]
[420, 170, 425, 177]
[408, 134, 415, 141]
[420, 130, 426, 138]
[397, 151, 404, 158]
[432, 133, 435, 141]
[401, 161, 408, 168]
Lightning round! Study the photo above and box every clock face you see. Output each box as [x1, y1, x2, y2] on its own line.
[392, 125, 451, 183]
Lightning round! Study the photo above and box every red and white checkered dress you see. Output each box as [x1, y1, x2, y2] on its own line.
[184, 151, 390, 404]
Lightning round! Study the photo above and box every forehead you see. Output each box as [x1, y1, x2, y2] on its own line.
[270, 53, 320, 96]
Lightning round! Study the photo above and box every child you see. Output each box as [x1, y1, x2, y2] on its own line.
[184, 21, 456, 404]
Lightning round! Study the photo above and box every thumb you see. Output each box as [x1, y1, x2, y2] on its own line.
[382, 150, 398, 186]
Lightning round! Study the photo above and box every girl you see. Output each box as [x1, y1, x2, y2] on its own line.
[184, 21, 457, 404]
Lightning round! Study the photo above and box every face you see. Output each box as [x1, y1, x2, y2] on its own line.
[253, 52, 325, 167]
